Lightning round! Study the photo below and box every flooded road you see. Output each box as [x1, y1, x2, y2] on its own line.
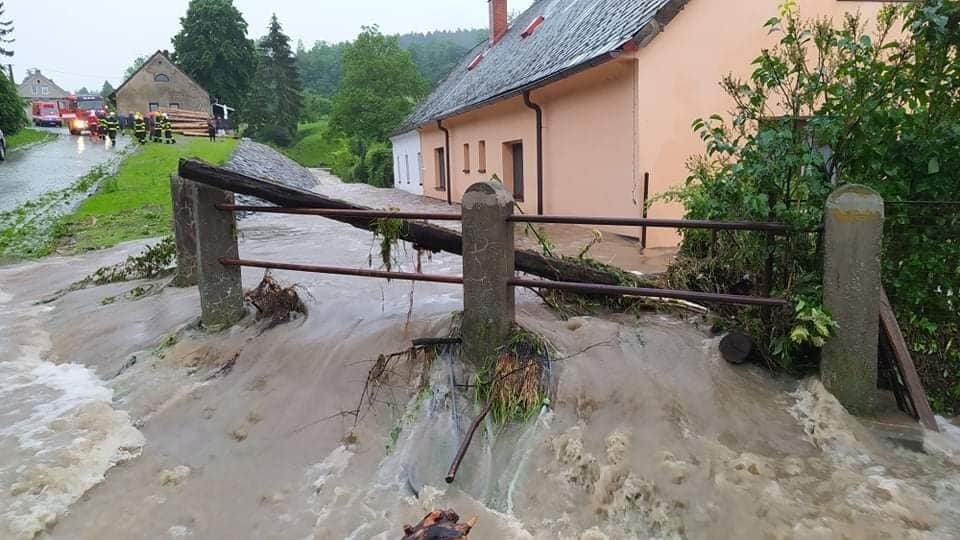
[0, 129, 129, 212]
[1, 210, 959, 538]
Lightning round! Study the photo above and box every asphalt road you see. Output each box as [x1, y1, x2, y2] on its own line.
[0, 128, 130, 213]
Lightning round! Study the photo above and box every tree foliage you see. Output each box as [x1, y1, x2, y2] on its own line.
[297, 41, 345, 98]
[330, 26, 426, 149]
[0, 70, 25, 134]
[100, 80, 115, 98]
[172, 0, 257, 110]
[296, 28, 484, 99]
[666, 1, 960, 409]
[245, 14, 303, 143]
[123, 55, 148, 81]
[402, 29, 487, 85]
[0, 2, 13, 57]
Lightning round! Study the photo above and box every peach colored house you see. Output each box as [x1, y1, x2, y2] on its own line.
[395, 0, 889, 247]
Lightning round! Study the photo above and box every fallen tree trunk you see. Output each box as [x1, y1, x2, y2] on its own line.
[178, 159, 641, 286]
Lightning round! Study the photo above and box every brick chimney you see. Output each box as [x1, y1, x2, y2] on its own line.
[489, 0, 508, 44]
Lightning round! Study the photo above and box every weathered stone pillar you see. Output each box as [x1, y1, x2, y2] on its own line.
[461, 181, 515, 364]
[821, 184, 884, 415]
[170, 175, 198, 287]
[194, 184, 245, 329]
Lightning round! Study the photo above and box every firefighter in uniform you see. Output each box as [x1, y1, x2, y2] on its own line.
[151, 113, 163, 143]
[162, 113, 175, 144]
[105, 112, 119, 145]
[134, 113, 147, 144]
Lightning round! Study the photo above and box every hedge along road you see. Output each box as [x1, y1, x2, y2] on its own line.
[0, 128, 130, 212]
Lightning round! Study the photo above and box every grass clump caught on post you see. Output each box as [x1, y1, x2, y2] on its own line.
[473, 326, 552, 425]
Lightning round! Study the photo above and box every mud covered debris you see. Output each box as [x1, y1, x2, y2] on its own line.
[402, 510, 478, 539]
[244, 271, 307, 327]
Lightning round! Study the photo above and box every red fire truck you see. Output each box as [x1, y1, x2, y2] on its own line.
[32, 101, 63, 127]
[61, 95, 106, 135]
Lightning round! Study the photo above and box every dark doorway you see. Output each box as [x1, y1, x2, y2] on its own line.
[435, 147, 447, 190]
[510, 142, 524, 200]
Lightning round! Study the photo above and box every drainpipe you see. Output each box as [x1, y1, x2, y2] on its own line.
[437, 119, 452, 205]
[522, 90, 544, 215]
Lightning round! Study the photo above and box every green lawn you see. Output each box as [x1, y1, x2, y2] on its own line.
[60, 137, 238, 251]
[283, 120, 347, 167]
[7, 128, 56, 150]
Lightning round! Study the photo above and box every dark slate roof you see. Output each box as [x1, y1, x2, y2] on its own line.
[399, 0, 681, 132]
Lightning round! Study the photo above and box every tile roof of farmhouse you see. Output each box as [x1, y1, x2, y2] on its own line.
[397, 0, 688, 133]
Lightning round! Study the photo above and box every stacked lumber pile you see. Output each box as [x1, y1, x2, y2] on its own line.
[159, 108, 211, 137]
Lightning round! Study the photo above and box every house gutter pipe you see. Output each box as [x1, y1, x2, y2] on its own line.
[437, 119, 452, 205]
[522, 90, 544, 215]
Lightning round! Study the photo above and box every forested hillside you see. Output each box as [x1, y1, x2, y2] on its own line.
[296, 28, 485, 99]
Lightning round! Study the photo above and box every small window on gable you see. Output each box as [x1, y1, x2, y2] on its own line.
[463, 143, 470, 173]
[41, 86, 49, 96]
[478, 140, 487, 173]
[154, 73, 170, 83]
[169, 103, 180, 109]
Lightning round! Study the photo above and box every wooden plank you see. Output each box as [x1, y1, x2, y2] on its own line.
[178, 158, 648, 287]
[880, 287, 939, 432]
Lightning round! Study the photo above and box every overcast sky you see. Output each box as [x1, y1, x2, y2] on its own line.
[7, 0, 535, 92]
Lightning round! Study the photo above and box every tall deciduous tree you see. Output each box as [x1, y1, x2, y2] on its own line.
[100, 80, 115, 98]
[330, 26, 426, 151]
[172, 0, 256, 111]
[0, 2, 14, 57]
[245, 14, 302, 142]
[0, 68, 25, 133]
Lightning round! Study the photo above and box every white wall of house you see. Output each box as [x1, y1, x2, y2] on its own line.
[390, 130, 423, 195]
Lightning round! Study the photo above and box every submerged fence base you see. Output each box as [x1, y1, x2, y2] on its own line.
[178, 165, 909, 424]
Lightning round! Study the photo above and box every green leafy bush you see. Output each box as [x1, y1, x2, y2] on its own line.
[364, 142, 394, 187]
[665, 0, 960, 410]
[0, 73, 27, 135]
[329, 147, 359, 182]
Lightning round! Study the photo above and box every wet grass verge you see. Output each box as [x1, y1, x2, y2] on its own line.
[0, 159, 124, 260]
[56, 137, 237, 253]
[6, 128, 57, 151]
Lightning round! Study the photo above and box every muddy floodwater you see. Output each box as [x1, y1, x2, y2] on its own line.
[1, 210, 959, 539]
[0, 129, 130, 213]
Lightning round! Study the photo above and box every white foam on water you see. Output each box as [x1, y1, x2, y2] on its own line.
[0, 302, 144, 538]
[0, 360, 114, 449]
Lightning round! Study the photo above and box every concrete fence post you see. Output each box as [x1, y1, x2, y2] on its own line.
[170, 175, 198, 287]
[821, 184, 884, 415]
[461, 181, 516, 363]
[193, 183, 245, 329]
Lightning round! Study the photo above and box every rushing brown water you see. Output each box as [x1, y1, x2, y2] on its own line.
[1, 210, 958, 539]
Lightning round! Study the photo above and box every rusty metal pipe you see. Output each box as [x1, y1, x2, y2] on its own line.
[507, 215, 793, 233]
[509, 277, 790, 307]
[216, 204, 463, 221]
[446, 399, 494, 484]
[219, 258, 464, 285]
